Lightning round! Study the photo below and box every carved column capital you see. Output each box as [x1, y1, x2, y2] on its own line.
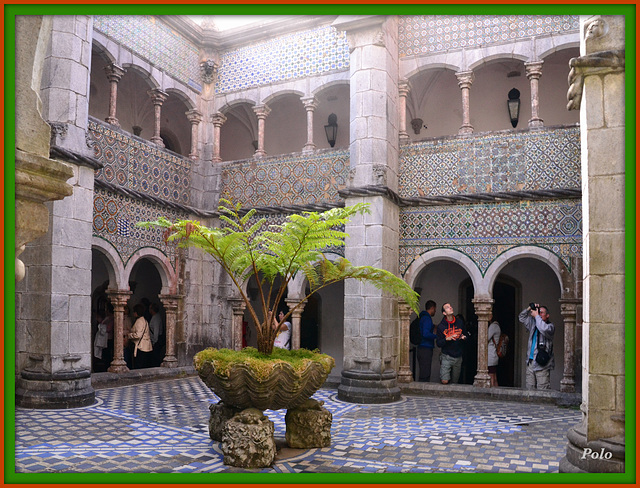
[185, 109, 203, 125]
[525, 60, 544, 80]
[104, 63, 126, 83]
[398, 81, 410, 98]
[210, 112, 227, 127]
[148, 88, 168, 106]
[301, 97, 318, 111]
[456, 70, 474, 89]
[106, 289, 132, 308]
[253, 105, 271, 119]
[159, 293, 179, 311]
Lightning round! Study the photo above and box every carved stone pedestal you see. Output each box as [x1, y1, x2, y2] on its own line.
[285, 399, 332, 448]
[338, 369, 401, 404]
[221, 408, 276, 468]
[208, 401, 242, 442]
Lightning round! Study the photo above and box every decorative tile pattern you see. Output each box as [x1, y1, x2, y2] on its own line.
[398, 16, 580, 57]
[399, 199, 582, 275]
[215, 26, 349, 93]
[93, 187, 187, 268]
[220, 149, 350, 208]
[93, 16, 201, 90]
[398, 126, 581, 198]
[15, 376, 582, 474]
[90, 120, 192, 206]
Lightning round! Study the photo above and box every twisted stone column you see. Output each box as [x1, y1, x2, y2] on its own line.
[185, 109, 203, 160]
[148, 88, 168, 147]
[559, 298, 581, 393]
[301, 98, 318, 153]
[456, 71, 474, 135]
[525, 61, 544, 128]
[211, 112, 227, 163]
[252, 105, 271, 158]
[286, 299, 307, 350]
[397, 301, 413, 383]
[106, 290, 132, 373]
[398, 81, 410, 141]
[159, 294, 179, 367]
[472, 297, 494, 388]
[104, 64, 125, 127]
[229, 298, 246, 351]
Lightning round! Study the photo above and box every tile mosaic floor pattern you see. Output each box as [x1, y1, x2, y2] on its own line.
[15, 377, 580, 474]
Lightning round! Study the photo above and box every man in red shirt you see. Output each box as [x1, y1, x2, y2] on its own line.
[435, 302, 467, 384]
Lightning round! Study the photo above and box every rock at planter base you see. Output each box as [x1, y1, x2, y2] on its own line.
[209, 401, 242, 442]
[285, 398, 332, 448]
[221, 408, 276, 468]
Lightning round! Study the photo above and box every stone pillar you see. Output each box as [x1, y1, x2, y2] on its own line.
[456, 71, 474, 135]
[561, 16, 625, 474]
[286, 299, 306, 350]
[210, 112, 227, 163]
[104, 64, 126, 127]
[301, 97, 318, 152]
[525, 61, 544, 128]
[398, 81, 410, 141]
[106, 290, 132, 373]
[334, 16, 402, 404]
[229, 298, 246, 351]
[252, 105, 270, 158]
[559, 298, 581, 393]
[472, 297, 493, 388]
[16, 15, 96, 409]
[148, 88, 168, 147]
[159, 294, 179, 368]
[397, 300, 413, 383]
[185, 109, 203, 160]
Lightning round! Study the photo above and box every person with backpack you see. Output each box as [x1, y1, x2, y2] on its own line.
[416, 300, 437, 382]
[487, 314, 501, 387]
[519, 303, 555, 390]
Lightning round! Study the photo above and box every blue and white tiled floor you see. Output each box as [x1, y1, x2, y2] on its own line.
[15, 376, 581, 473]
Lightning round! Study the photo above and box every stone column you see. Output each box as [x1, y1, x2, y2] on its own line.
[301, 97, 318, 153]
[286, 299, 306, 350]
[398, 81, 410, 141]
[159, 294, 179, 368]
[561, 16, 625, 474]
[559, 298, 581, 393]
[210, 112, 227, 163]
[148, 88, 168, 147]
[397, 301, 413, 383]
[185, 109, 203, 160]
[334, 16, 402, 404]
[106, 290, 132, 373]
[456, 71, 474, 135]
[525, 61, 544, 128]
[229, 298, 246, 351]
[104, 64, 126, 127]
[472, 297, 493, 388]
[252, 105, 270, 158]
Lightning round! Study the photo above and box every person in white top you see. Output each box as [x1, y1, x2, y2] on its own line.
[487, 315, 501, 387]
[273, 310, 292, 350]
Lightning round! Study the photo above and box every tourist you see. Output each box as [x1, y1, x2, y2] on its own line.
[519, 303, 555, 389]
[416, 300, 437, 382]
[487, 314, 501, 387]
[129, 303, 153, 369]
[435, 302, 467, 384]
[274, 310, 291, 350]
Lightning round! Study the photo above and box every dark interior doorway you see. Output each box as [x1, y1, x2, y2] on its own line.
[300, 293, 320, 350]
[492, 280, 517, 387]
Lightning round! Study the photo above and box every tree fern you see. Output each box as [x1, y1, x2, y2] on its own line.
[139, 199, 419, 354]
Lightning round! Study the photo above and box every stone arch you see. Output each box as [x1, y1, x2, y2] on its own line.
[219, 98, 257, 114]
[311, 79, 350, 97]
[92, 237, 126, 290]
[468, 52, 529, 71]
[538, 39, 581, 61]
[165, 87, 196, 111]
[123, 248, 176, 294]
[121, 63, 161, 90]
[403, 248, 486, 296]
[403, 62, 463, 82]
[262, 89, 305, 106]
[484, 246, 566, 298]
[91, 39, 116, 65]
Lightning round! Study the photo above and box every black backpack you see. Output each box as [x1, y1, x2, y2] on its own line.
[409, 316, 422, 346]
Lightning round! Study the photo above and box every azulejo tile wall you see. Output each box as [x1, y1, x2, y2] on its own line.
[399, 199, 582, 276]
[220, 149, 350, 208]
[215, 26, 349, 94]
[93, 16, 201, 91]
[90, 120, 192, 205]
[398, 126, 580, 198]
[398, 15, 579, 57]
[93, 187, 187, 268]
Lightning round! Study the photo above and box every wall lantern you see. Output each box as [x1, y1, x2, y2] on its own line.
[507, 88, 521, 128]
[324, 113, 338, 147]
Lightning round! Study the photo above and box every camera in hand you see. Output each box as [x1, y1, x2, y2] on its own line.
[529, 302, 538, 311]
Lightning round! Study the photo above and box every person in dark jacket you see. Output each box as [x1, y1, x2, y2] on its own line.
[436, 302, 467, 384]
[417, 300, 437, 382]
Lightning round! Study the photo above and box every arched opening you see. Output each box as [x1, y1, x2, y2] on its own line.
[88, 45, 112, 122]
[128, 258, 165, 368]
[312, 83, 350, 150]
[538, 47, 581, 126]
[411, 259, 473, 383]
[91, 249, 115, 373]
[263, 93, 306, 156]
[220, 103, 257, 162]
[160, 93, 191, 156]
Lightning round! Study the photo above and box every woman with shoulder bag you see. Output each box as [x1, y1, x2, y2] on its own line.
[129, 303, 153, 369]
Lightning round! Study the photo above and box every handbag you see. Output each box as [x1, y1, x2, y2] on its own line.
[534, 329, 551, 366]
